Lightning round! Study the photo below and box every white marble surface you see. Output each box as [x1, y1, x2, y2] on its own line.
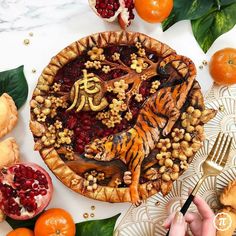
[0, 0, 236, 234]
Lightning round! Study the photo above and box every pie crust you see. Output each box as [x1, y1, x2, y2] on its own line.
[0, 93, 18, 138]
[217, 180, 236, 235]
[0, 137, 20, 168]
[30, 31, 216, 204]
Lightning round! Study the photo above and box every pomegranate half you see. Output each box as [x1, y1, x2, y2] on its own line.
[89, 0, 135, 29]
[0, 163, 53, 220]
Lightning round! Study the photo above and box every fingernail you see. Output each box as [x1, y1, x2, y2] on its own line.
[173, 212, 184, 224]
[188, 188, 193, 195]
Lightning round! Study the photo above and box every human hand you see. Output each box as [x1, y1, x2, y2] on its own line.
[163, 195, 216, 236]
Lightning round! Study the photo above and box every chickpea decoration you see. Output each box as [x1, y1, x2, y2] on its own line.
[150, 104, 216, 184]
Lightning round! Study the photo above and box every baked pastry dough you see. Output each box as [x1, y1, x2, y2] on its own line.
[0, 137, 19, 168]
[30, 31, 216, 204]
[220, 180, 236, 210]
[217, 180, 236, 236]
[0, 93, 18, 138]
[216, 207, 236, 236]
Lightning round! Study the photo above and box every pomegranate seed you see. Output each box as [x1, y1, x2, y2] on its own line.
[29, 191, 36, 198]
[38, 174, 46, 180]
[97, 8, 103, 14]
[107, 4, 113, 10]
[113, 3, 119, 10]
[100, 3, 106, 9]
[107, 10, 115, 17]
[40, 189, 47, 196]
[25, 180, 33, 187]
[33, 183, 38, 189]
[25, 202, 37, 212]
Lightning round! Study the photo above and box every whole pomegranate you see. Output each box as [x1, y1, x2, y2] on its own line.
[0, 163, 53, 220]
[89, 0, 135, 29]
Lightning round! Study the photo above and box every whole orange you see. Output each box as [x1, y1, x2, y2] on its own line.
[135, 0, 173, 23]
[34, 208, 76, 236]
[209, 48, 236, 85]
[7, 228, 34, 236]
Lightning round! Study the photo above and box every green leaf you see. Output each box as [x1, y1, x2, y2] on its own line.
[191, 3, 236, 52]
[220, 0, 236, 6]
[75, 214, 120, 236]
[5, 213, 43, 230]
[162, 0, 214, 31]
[0, 65, 28, 109]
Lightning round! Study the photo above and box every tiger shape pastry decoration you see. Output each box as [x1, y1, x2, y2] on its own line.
[30, 31, 216, 205]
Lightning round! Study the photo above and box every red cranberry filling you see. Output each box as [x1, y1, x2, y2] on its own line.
[52, 45, 161, 154]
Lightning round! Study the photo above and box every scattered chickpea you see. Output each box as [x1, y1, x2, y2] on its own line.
[23, 39, 30, 45]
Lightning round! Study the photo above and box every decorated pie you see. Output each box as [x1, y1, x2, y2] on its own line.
[30, 31, 216, 205]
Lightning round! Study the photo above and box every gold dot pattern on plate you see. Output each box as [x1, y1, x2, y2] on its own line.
[29, 32, 34, 37]
[91, 205, 95, 210]
[90, 213, 95, 218]
[32, 69, 36, 73]
[202, 60, 208, 66]
[199, 65, 203, 70]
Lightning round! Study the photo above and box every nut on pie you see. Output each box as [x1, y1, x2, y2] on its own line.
[30, 31, 216, 205]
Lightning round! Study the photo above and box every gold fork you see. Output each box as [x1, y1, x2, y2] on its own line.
[166, 133, 232, 236]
